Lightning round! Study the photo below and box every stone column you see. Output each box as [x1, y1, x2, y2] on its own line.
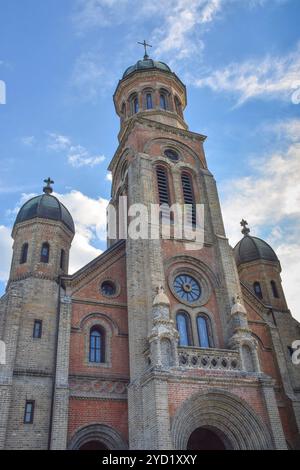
[50, 295, 72, 450]
[260, 377, 288, 450]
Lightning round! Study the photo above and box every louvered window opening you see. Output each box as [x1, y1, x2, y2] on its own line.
[181, 173, 196, 226]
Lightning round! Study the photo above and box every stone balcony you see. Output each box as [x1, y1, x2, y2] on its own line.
[178, 347, 241, 371]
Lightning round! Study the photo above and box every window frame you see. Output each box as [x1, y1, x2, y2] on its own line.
[20, 242, 29, 265]
[24, 400, 35, 424]
[253, 281, 263, 299]
[196, 314, 212, 348]
[181, 171, 196, 226]
[176, 311, 193, 347]
[89, 326, 105, 364]
[40, 242, 50, 263]
[271, 280, 280, 299]
[33, 320, 42, 339]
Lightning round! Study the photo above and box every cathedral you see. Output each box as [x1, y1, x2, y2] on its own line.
[0, 50, 300, 451]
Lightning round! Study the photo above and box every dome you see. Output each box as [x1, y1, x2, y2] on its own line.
[14, 180, 75, 233]
[123, 58, 172, 79]
[234, 235, 279, 267]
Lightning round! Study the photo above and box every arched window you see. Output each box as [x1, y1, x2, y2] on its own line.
[197, 315, 211, 348]
[89, 327, 105, 363]
[160, 92, 167, 110]
[253, 281, 263, 299]
[129, 93, 139, 115]
[176, 311, 192, 346]
[20, 243, 28, 264]
[174, 96, 183, 117]
[60, 249, 65, 270]
[271, 280, 279, 298]
[156, 166, 170, 206]
[40, 242, 50, 263]
[146, 92, 153, 109]
[181, 172, 196, 226]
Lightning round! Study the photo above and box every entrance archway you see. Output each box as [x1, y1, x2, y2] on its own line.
[79, 440, 108, 450]
[171, 389, 273, 450]
[68, 424, 128, 450]
[187, 427, 227, 450]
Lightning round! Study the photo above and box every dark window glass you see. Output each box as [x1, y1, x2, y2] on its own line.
[156, 166, 170, 206]
[271, 280, 279, 298]
[24, 401, 35, 424]
[20, 243, 28, 264]
[40, 242, 50, 263]
[33, 320, 42, 339]
[60, 249, 65, 270]
[101, 281, 116, 296]
[181, 172, 196, 226]
[133, 97, 139, 114]
[164, 149, 179, 161]
[89, 328, 104, 363]
[197, 316, 210, 348]
[176, 312, 191, 346]
[160, 93, 167, 110]
[253, 281, 263, 299]
[146, 93, 153, 109]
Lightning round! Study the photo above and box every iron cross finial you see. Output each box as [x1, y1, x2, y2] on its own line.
[43, 177, 54, 194]
[240, 219, 250, 236]
[138, 39, 152, 59]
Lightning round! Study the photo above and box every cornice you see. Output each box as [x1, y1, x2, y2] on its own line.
[108, 116, 207, 172]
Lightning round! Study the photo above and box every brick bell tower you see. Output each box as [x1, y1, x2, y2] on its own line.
[108, 45, 286, 450]
[0, 179, 74, 449]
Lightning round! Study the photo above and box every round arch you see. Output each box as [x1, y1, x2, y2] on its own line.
[171, 389, 273, 450]
[68, 424, 128, 450]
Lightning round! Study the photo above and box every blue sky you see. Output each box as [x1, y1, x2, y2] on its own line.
[0, 0, 299, 319]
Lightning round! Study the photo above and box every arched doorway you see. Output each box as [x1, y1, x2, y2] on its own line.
[171, 390, 273, 450]
[187, 427, 226, 450]
[79, 440, 108, 450]
[68, 424, 128, 450]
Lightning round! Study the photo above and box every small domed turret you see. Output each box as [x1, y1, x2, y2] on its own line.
[234, 220, 287, 310]
[9, 178, 75, 284]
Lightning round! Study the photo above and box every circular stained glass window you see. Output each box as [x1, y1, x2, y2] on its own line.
[173, 274, 201, 303]
[101, 280, 116, 296]
[164, 149, 179, 161]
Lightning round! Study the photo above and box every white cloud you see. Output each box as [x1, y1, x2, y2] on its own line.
[55, 190, 108, 273]
[194, 42, 300, 105]
[71, 0, 283, 62]
[0, 226, 13, 282]
[70, 51, 115, 101]
[21, 136, 36, 146]
[48, 133, 105, 168]
[221, 118, 300, 320]
[106, 172, 112, 182]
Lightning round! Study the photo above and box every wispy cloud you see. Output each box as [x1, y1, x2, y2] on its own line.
[21, 136, 36, 147]
[70, 51, 116, 101]
[47, 132, 105, 168]
[193, 42, 300, 105]
[221, 118, 300, 319]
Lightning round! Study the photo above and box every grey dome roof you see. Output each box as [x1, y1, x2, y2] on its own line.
[123, 58, 171, 78]
[234, 235, 279, 267]
[14, 193, 75, 233]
